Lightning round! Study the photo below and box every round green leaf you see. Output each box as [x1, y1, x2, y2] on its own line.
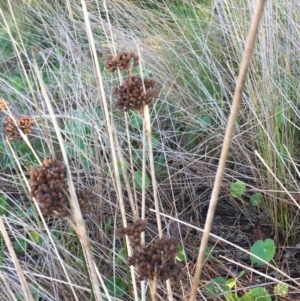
[230, 180, 246, 198]
[106, 276, 126, 298]
[14, 238, 28, 253]
[250, 193, 262, 206]
[250, 287, 271, 301]
[250, 239, 276, 265]
[134, 170, 150, 190]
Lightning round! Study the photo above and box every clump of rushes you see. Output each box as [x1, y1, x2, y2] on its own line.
[119, 219, 184, 283]
[4, 116, 35, 141]
[30, 157, 92, 217]
[0, 98, 9, 112]
[105, 52, 160, 112]
[105, 51, 139, 73]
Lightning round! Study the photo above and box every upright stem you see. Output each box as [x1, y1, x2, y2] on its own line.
[189, 1, 266, 300]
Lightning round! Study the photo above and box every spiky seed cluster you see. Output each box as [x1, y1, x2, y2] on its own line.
[129, 237, 184, 282]
[105, 52, 139, 73]
[30, 158, 93, 217]
[0, 98, 9, 112]
[76, 188, 92, 215]
[119, 220, 184, 283]
[30, 158, 69, 217]
[114, 75, 159, 112]
[118, 219, 147, 248]
[4, 116, 35, 141]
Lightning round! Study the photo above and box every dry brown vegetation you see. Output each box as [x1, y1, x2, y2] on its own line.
[0, 0, 300, 300]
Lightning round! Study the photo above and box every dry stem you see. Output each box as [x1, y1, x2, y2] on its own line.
[189, 1, 267, 300]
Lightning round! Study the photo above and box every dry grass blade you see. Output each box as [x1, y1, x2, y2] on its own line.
[255, 150, 300, 210]
[0, 273, 18, 301]
[1, 0, 299, 300]
[0, 217, 34, 301]
[79, 0, 139, 299]
[189, 3, 267, 299]
[32, 57, 102, 301]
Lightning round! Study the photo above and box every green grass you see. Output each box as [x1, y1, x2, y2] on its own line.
[0, 0, 300, 300]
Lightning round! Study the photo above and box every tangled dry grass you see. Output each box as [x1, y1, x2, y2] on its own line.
[0, 0, 299, 300]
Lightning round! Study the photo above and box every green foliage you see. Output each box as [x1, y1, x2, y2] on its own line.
[205, 277, 230, 297]
[108, 247, 127, 265]
[205, 246, 213, 261]
[0, 233, 3, 266]
[31, 283, 41, 301]
[250, 239, 276, 265]
[0, 139, 45, 172]
[151, 133, 161, 150]
[128, 111, 143, 129]
[206, 276, 272, 301]
[176, 244, 187, 262]
[154, 153, 166, 169]
[133, 170, 150, 190]
[15, 292, 24, 301]
[25, 206, 36, 217]
[115, 247, 127, 265]
[276, 106, 285, 129]
[10, 75, 27, 91]
[205, 277, 239, 301]
[64, 109, 95, 169]
[274, 283, 288, 297]
[105, 217, 113, 232]
[0, 141, 14, 169]
[51, 229, 61, 240]
[250, 193, 262, 206]
[29, 231, 44, 245]
[0, 28, 14, 60]
[14, 237, 28, 253]
[117, 159, 129, 171]
[197, 115, 212, 130]
[230, 180, 246, 198]
[0, 195, 8, 215]
[105, 276, 126, 299]
[240, 287, 271, 301]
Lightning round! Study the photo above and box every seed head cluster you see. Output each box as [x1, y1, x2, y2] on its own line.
[4, 116, 35, 141]
[119, 219, 184, 283]
[30, 157, 92, 218]
[105, 51, 139, 73]
[0, 98, 9, 112]
[118, 219, 147, 248]
[76, 187, 93, 215]
[114, 75, 158, 112]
